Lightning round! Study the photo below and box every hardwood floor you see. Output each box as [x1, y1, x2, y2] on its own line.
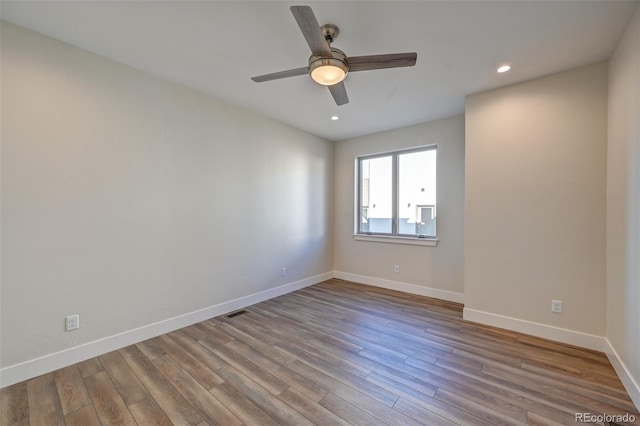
[1, 279, 638, 425]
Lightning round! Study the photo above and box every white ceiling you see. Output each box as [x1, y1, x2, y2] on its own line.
[1, 1, 637, 141]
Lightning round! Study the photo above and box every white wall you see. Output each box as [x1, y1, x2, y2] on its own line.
[464, 62, 608, 340]
[333, 116, 465, 300]
[607, 5, 640, 407]
[1, 23, 333, 378]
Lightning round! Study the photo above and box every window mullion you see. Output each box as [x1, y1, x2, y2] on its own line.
[392, 153, 399, 235]
[357, 158, 363, 234]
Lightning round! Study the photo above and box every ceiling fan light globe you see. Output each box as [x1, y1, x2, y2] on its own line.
[311, 65, 346, 85]
[309, 57, 348, 86]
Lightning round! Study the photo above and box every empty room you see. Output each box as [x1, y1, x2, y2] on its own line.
[1, 1, 639, 425]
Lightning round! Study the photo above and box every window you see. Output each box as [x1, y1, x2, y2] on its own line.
[357, 146, 437, 240]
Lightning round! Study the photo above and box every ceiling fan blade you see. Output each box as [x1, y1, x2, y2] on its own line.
[251, 66, 309, 83]
[328, 82, 349, 106]
[290, 5, 332, 58]
[346, 53, 417, 72]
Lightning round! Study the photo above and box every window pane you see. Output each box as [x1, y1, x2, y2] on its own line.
[360, 156, 392, 233]
[398, 150, 436, 236]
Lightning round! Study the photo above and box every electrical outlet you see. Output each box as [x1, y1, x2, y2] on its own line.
[551, 300, 563, 314]
[281, 267, 287, 277]
[394, 265, 400, 273]
[65, 314, 80, 331]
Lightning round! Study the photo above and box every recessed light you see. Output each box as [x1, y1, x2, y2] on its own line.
[497, 65, 511, 73]
[331, 115, 339, 121]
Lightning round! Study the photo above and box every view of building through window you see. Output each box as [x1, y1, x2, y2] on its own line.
[358, 147, 436, 237]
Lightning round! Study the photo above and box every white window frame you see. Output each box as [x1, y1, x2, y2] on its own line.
[354, 145, 438, 247]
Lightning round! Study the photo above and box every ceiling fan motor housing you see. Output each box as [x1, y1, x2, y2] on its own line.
[309, 47, 348, 85]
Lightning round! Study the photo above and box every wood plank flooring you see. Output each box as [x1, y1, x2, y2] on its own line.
[2, 279, 638, 425]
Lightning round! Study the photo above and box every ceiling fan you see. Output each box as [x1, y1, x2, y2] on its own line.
[251, 5, 417, 106]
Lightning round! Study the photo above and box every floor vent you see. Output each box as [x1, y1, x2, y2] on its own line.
[225, 310, 248, 318]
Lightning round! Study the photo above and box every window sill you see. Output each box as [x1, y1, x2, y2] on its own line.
[353, 234, 438, 247]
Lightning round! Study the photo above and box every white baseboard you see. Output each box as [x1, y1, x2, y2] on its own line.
[0, 272, 332, 389]
[604, 339, 640, 411]
[332, 271, 464, 304]
[462, 308, 606, 352]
